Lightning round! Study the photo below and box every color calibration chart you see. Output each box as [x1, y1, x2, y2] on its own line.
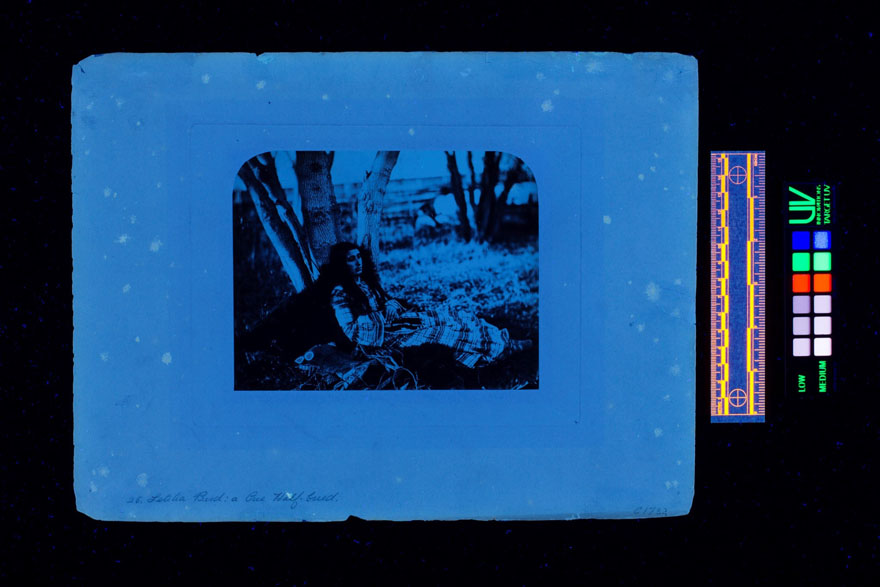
[710, 152, 766, 423]
[785, 183, 836, 394]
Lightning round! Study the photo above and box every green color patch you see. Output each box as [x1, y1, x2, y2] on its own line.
[792, 252, 811, 272]
[813, 252, 831, 271]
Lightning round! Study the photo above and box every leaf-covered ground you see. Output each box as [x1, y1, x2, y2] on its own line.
[237, 237, 538, 390]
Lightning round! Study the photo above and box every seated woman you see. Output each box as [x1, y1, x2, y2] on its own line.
[318, 242, 530, 368]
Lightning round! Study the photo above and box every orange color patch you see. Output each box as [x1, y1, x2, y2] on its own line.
[792, 274, 811, 293]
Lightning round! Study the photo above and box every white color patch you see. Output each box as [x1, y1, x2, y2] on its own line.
[136, 473, 148, 487]
[115, 234, 129, 244]
[134, 336, 140, 343]
[650, 166, 656, 172]
[149, 238, 163, 252]
[671, 307, 680, 317]
[636, 323, 645, 333]
[603, 215, 612, 224]
[385, 93, 391, 98]
[654, 428, 663, 437]
[130, 215, 137, 224]
[553, 88, 560, 95]
[99, 352, 109, 362]
[585, 60, 602, 73]
[99, 466, 110, 477]
[663, 394, 671, 401]
[645, 281, 660, 301]
[408, 128, 415, 136]
[541, 99, 553, 112]
[322, 93, 329, 101]
[122, 284, 131, 293]
[201, 73, 211, 84]
[256, 80, 266, 90]
[674, 278, 682, 285]
[89, 481, 98, 493]
[161, 352, 172, 365]
[669, 364, 681, 376]
[662, 123, 671, 132]
[638, 173, 645, 181]
[103, 187, 112, 197]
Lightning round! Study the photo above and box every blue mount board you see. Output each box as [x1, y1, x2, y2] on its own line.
[72, 53, 697, 521]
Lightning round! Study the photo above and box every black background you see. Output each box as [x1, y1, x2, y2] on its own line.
[2, 2, 877, 583]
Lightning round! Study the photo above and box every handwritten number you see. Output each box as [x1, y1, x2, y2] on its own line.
[634, 506, 668, 517]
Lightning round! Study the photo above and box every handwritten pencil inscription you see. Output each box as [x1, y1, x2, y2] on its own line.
[125, 490, 340, 509]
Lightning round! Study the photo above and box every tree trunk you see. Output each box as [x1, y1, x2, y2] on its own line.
[476, 151, 502, 242]
[248, 153, 320, 282]
[444, 151, 472, 241]
[466, 151, 478, 213]
[488, 158, 524, 241]
[356, 150, 400, 263]
[295, 151, 340, 266]
[238, 163, 314, 292]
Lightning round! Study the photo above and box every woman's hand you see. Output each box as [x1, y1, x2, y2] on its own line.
[384, 299, 406, 321]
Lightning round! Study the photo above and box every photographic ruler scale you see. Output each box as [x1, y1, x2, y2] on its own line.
[710, 152, 766, 423]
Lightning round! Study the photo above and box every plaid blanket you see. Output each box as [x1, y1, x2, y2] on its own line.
[331, 283, 508, 368]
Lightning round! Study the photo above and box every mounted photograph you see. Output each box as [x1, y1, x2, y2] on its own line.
[233, 150, 539, 390]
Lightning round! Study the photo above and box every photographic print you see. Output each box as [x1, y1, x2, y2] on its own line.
[234, 150, 538, 391]
[72, 52, 697, 521]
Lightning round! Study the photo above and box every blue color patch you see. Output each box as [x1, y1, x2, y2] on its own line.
[792, 231, 810, 250]
[813, 230, 831, 250]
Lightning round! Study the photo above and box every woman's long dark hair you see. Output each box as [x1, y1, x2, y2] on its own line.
[316, 242, 389, 316]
